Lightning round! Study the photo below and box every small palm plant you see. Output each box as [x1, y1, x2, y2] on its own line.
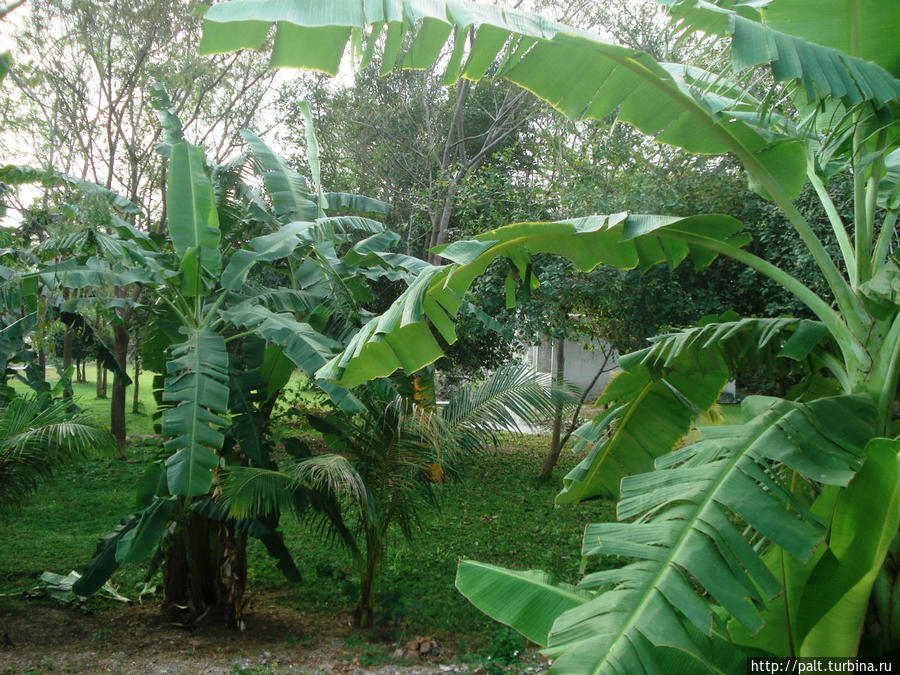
[222, 363, 564, 627]
[0, 395, 115, 523]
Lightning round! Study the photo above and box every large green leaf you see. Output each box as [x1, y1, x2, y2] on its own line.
[730, 438, 900, 658]
[161, 328, 230, 497]
[115, 496, 175, 564]
[0, 165, 141, 215]
[220, 221, 317, 291]
[38, 257, 156, 290]
[558, 357, 727, 504]
[322, 191, 391, 216]
[315, 213, 746, 387]
[559, 315, 835, 503]
[198, 0, 834, 200]
[455, 560, 589, 647]
[240, 129, 318, 223]
[219, 302, 361, 413]
[794, 438, 900, 656]
[71, 512, 142, 596]
[665, 0, 900, 107]
[166, 142, 221, 296]
[542, 394, 875, 673]
[761, 0, 900, 78]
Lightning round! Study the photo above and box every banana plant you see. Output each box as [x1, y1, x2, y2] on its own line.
[199, 0, 900, 667]
[0, 168, 135, 408]
[69, 95, 437, 627]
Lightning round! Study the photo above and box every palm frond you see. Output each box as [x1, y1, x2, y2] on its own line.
[219, 466, 296, 520]
[0, 396, 115, 522]
[443, 363, 562, 445]
[293, 454, 368, 508]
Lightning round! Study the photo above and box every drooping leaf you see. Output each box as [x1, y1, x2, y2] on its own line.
[71, 512, 142, 596]
[315, 213, 747, 388]
[115, 496, 176, 564]
[760, 0, 900, 79]
[666, 0, 900, 107]
[455, 560, 589, 647]
[198, 0, 832, 199]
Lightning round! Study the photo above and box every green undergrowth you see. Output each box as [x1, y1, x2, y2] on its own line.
[0, 373, 621, 650]
[246, 433, 616, 641]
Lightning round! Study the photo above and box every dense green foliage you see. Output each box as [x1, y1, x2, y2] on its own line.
[222, 364, 561, 627]
[0, 385, 615, 650]
[200, 0, 900, 671]
[1, 0, 898, 672]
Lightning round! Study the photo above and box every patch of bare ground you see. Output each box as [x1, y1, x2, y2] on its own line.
[0, 594, 549, 674]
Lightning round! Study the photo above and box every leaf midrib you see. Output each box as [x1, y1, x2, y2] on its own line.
[574, 408, 782, 674]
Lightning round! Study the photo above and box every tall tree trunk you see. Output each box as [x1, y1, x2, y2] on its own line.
[95, 313, 106, 398]
[101, 367, 107, 396]
[539, 338, 566, 480]
[426, 182, 460, 264]
[355, 529, 381, 629]
[131, 337, 141, 414]
[38, 347, 46, 381]
[96, 360, 105, 397]
[110, 322, 129, 454]
[62, 325, 73, 398]
[61, 327, 72, 370]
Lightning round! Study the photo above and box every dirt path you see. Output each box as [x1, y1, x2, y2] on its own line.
[0, 599, 548, 674]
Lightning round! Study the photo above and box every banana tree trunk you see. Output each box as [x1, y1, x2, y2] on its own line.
[163, 511, 248, 629]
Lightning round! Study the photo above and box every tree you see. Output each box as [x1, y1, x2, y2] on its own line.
[200, 0, 900, 669]
[64, 95, 441, 629]
[2, 0, 277, 448]
[278, 52, 540, 265]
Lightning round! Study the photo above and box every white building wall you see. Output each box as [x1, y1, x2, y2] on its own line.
[525, 336, 619, 400]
